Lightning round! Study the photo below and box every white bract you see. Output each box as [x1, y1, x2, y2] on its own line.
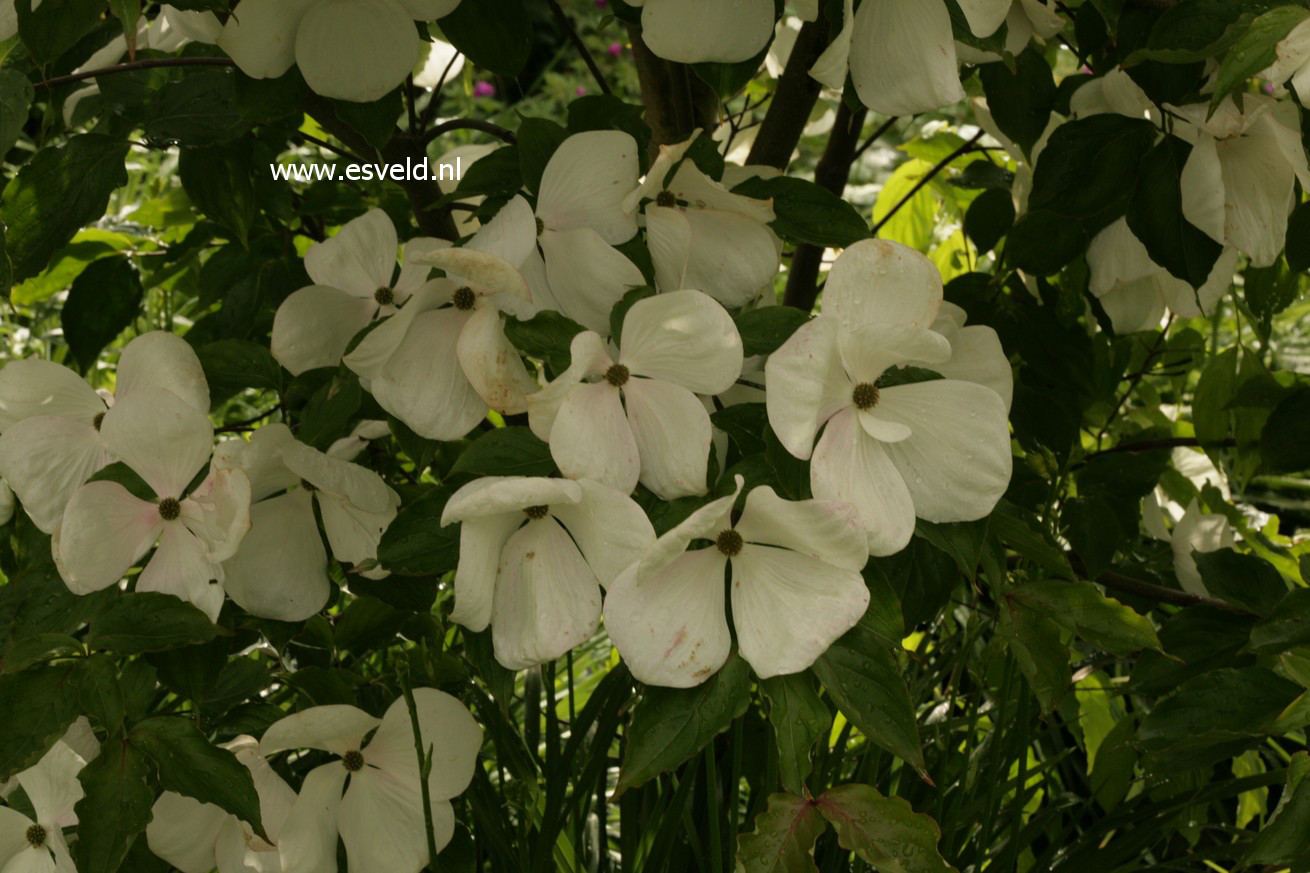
[217, 0, 461, 102]
[0, 732, 95, 873]
[259, 690, 481, 873]
[272, 209, 443, 375]
[146, 736, 295, 873]
[0, 331, 208, 533]
[627, 0, 776, 64]
[347, 197, 538, 438]
[527, 290, 744, 499]
[955, 0, 1064, 64]
[605, 477, 870, 687]
[1170, 499, 1235, 597]
[1262, 15, 1310, 107]
[766, 240, 1013, 556]
[440, 476, 655, 670]
[52, 388, 251, 621]
[623, 134, 780, 308]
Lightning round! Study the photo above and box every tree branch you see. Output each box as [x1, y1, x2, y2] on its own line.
[871, 131, 983, 235]
[746, 13, 829, 170]
[34, 56, 236, 89]
[1082, 436, 1237, 462]
[546, 0, 613, 96]
[420, 117, 518, 148]
[1067, 554, 1254, 615]
[782, 100, 867, 311]
[628, 25, 719, 151]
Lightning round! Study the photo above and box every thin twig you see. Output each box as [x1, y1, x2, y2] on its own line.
[1081, 436, 1237, 462]
[420, 117, 518, 147]
[852, 116, 900, 161]
[35, 56, 236, 89]
[398, 664, 441, 871]
[545, 0, 613, 95]
[872, 131, 984, 235]
[419, 50, 462, 132]
[215, 407, 279, 433]
[297, 131, 368, 165]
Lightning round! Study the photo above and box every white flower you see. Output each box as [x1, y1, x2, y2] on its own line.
[622, 133, 780, 308]
[1170, 499, 1234, 597]
[1262, 16, 1310, 107]
[272, 209, 443, 376]
[812, 0, 1012, 115]
[527, 290, 744, 499]
[955, 0, 1065, 64]
[529, 132, 646, 335]
[413, 37, 464, 88]
[347, 197, 538, 438]
[0, 331, 209, 533]
[259, 690, 481, 873]
[626, 0, 776, 64]
[217, 0, 462, 102]
[146, 736, 295, 873]
[214, 424, 400, 614]
[605, 477, 870, 687]
[440, 476, 655, 670]
[0, 730, 95, 873]
[765, 240, 1012, 556]
[1172, 94, 1310, 268]
[327, 419, 392, 461]
[52, 388, 251, 621]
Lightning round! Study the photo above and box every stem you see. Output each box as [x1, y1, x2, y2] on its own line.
[1065, 553, 1255, 614]
[399, 664, 441, 871]
[420, 117, 518, 148]
[34, 56, 236, 89]
[746, 14, 830, 170]
[545, 0, 613, 95]
[1081, 436, 1236, 462]
[628, 25, 718, 150]
[871, 131, 983, 235]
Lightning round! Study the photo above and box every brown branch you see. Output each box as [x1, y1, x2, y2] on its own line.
[1067, 554, 1254, 615]
[1082, 436, 1237, 462]
[746, 13, 830, 170]
[420, 118, 517, 148]
[546, 0, 613, 96]
[628, 25, 719, 151]
[35, 56, 236, 89]
[782, 100, 868, 311]
[872, 131, 983, 235]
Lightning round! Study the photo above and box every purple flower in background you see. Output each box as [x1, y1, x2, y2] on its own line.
[1264, 82, 1276, 94]
[595, 0, 607, 7]
[473, 81, 496, 98]
[576, 86, 587, 96]
[608, 42, 623, 57]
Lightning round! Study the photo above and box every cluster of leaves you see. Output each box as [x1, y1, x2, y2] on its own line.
[1, 1, 1310, 872]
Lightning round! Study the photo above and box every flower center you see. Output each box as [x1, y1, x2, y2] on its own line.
[26, 824, 46, 848]
[158, 497, 181, 521]
[374, 286, 394, 307]
[93, 411, 105, 431]
[655, 190, 677, 208]
[852, 382, 880, 411]
[524, 505, 549, 520]
[605, 364, 630, 387]
[452, 286, 476, 311]
[342, 750, 364, 772]
[716, 529, 743, 557]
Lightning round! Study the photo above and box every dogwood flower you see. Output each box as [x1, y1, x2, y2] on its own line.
[215, 424, 400, 607]
[626, 0, 776, 64]
[1171, 94, 1310, 268]
[527, 290, 744, 499]
[52, 388, 251, 621]
[766, 240, 1012, 555]
[1262, 16, 1310, 106]
[0, 729, 94, 873]
[955, 0, 1065, 64]
[217, 0, 462, 102]
[925, 302, 1013, 410]
[1170, 499, 1235, 597]
[259, 689, 481, 873]
[347, 197, 538, 437]
[146, 736, 295, 873]
[605, 477, 870, 687]
[440, 476, 655, 670]
[272, 209, 443, 375]
[1087, 218, 1239, 333]
[811, 0, 1012, 115]
[0, 331, 209, 533]
[622, 133, 780, 307]
[529, 132, 646, 334]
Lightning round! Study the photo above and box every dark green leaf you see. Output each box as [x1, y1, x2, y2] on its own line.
[1287, 200, 1310, 272]
[88, 593, 222, 654]
[15, 0, 105, 63]
[517, 117, 569, 195]
[978, 49, 1058, 156]
[452, 146, 522, 199]
[734, 307, 810, 357]
[1006, 580, 1161, 656]
[1261, 387, 1310, 474]
[1000, 599, 1071, 713]
[0, 663, 83, 780]
[62, 256, 144, 373]
[1126, 136, 1223, 288]
[736, 793, 825, 873]
[503, 310, 587, 374]
[963, 187, 1015, 254]
[816, 784, 954, 873]
[144, 70, 250, 146]
[297, 371, 363, 449]
[1248, 588, 1310, 654]
[711, 402, 769, 457]
[1005, 210, 1089, 276]
[1194, 548, 1289, 615]
[74, 740, 154, 873]
[450, 426, 555, 478]
[732, 176, 869, 248]
[0, 69, 34, 156]
[761, 673, 831, 796]
[331, 90, 402, 149]
[1211, 6, 1309, 108]
[179, 144, 257, 246]
[196, 338, 284, 400]
[609, 284, 657, 346]
[1246, 751, 1310, 866]
[439, 0, 532, 76]
[78, 655, 127, 733]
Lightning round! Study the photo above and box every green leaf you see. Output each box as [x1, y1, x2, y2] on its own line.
[567, 96, 651, 165]
[999, 598, 1071, 713]
[615, 654, 751, 795]
[914, 518, 988, 581]
[978, 49, 1057, 156]
[61, 256, 144, 373]
[609, 284, 657, 347]
[15, 0, 105, 63]
[144, 70, 250, 146]
[0, 663, 84, 780]
[1287, 200, 1310, 272]
[760, 673, 831, 796]
[1004, 210, 1089, 276]
[1005, 580, 1161, 656]
[1211, 6, 1310, 108]
[331, 90, 401, 149]
[452, 146, 522, 199]
[88, 593, 222, 654]
[1194, 548, 1289, 615]
[377, 487, 459, 575]
[517, 117, 569, 195]
[73, 740, 154, 873]
[0, 69, 34, 156]
[1261, 387, 1310, 474]
[450, 427, 555, 478]
[196, 338, 284, 400]
[179, 144, 257, 246]
[736, 793, 825, 873]
[963, 188, 1014, 254]
[734, 307, 810, 357]
[1246, 751, 1310, 866]
[811, 615, 926, 778]
[711, 402, 769, 457]
[503, 310, 587, 374]
[439, 0, 532, 76]
[1126, 136, 1223, 288]
[1248, 588, 1310, 654]
[732, 176, 870, 248]
[78, 655, 127, 733]
[131, 717, 265, 837]
[1127, 0, 1288, 64]
[0, 135, 130, 282]
[816, 784, 955, 873]
[1060, 497, 1123, 579]
[297, 370, 363, 449]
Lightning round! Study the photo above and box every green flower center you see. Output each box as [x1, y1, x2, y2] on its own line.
[26, 824, 46, 848]
[524, 505, 549, 520]
[452, 286, 476, 311]
[852, 382, 879, 411]
[374, 286, 395, 307]
[605, 364, 630, 387]
[158, 497, 181, 521]
[716, 529, 743, 557]
[342, 750, 365, 772]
